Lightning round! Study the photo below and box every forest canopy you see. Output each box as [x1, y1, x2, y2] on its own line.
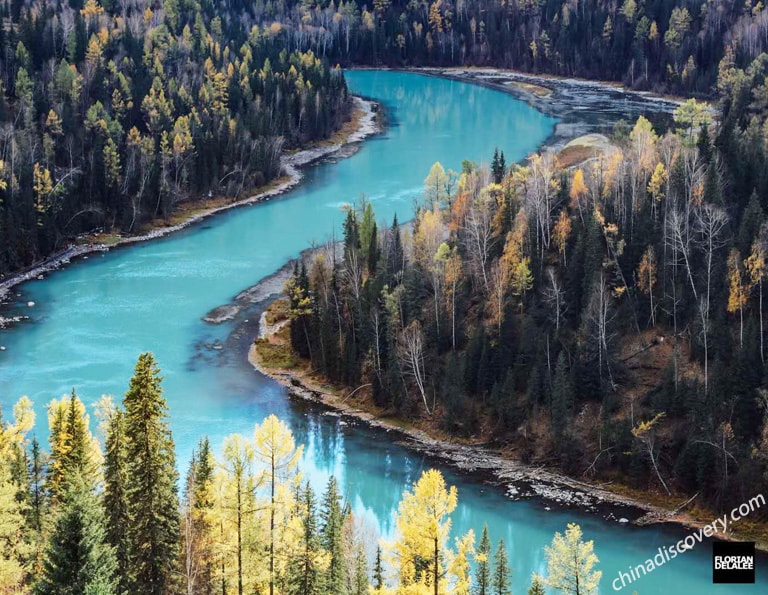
[0, 0, 350, 275]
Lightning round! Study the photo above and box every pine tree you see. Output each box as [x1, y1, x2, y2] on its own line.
[551, 352, 574, 439]
[474, 524, 491, 595]
[48, 390, 98, 499]
[492, 539, 510, 595]
[287, 482, 323, 595]
[320, 476, 347, 595]
[527, 574, 546, 595]
[351, 544, 368, 595]
[123, 353, 180, 594]
[104, 409, 130, 594]
[182, 438, 215, 595]
[386, 215, 404, 283]
[373, 545, 384, 590]
[35, 478, 117, 595]
[27, 437, 47, 574]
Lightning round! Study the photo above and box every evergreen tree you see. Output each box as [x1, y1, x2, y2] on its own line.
[551, 352, 574, 438]
[320, 476, 347, 595]
[492, 539, 511, 595]
[35, 479, 117, 595]
[527, 574, 546, 595]
[373, 545, 384, 590]
[27, 437, 47, 573]
[123, 353, 180, 594]
[104, 409, 130, 594]
[474, 524, 491, 595]
[351, 543, 369, 595]
[287, 482, 323, 595]
[48, 390, 98, 499]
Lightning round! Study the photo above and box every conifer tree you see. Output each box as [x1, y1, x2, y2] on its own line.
[474, 524, 491, 595]
[104, 409, 130, 594]
[373, 545, 384, 590]
[551, 352, 574, 438]
[123, 353, 180, 594]
[528, 574, 546, 595]
[27, 437, 47, 574]
[35, 477, 117, 595]
[351, 543, 368, 595]
[287, 482, 324, 595]
[182, 438, 215, 595]
[492, 539, 511, 595]
[320, 476, 347, 595]
[47, 390, 98, 499]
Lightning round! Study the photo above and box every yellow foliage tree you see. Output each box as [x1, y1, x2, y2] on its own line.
[387, 469, 458, 595]
[253, 415, 303, 595]
[552, 209, 572, 265]
[637, 245, 657, 325]
[542, 523, 602, 595]
[727, 248, 749, 348]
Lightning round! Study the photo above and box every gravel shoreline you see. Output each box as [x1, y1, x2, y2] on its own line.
[0, 96, 379, 309]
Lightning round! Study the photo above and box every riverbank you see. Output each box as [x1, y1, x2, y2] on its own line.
[406, 66, 682, 148]
[0, 96, 379, 310]
[248, 300, 768, 551]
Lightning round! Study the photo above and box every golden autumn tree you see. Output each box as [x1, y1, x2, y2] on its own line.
[383, 469, 464, 595]
[441, 244, 463, 350]
[215, 433, 258, 594]
[745, 239, 767, 362]
[542, 523, 602, 595]
[727, 248, 749, 349]
[33, 162, 54, 223]
[253, 415, 303, 595]
[637, 245, 658, 326]
[0, 398, 34, 590]
[552, 209, 572, 265]
[647, 162, 667, 219]
[569, 168, 588, 218]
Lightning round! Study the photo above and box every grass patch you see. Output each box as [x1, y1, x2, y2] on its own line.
[265, 298, 290, 325]
[254, 337, 297, 369]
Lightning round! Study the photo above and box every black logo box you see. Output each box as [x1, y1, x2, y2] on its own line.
[713, 541, 756, 584]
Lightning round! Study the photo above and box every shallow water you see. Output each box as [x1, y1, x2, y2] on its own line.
[1, 71, 764, 593]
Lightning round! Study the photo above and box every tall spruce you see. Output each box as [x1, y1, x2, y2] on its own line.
[104, 409, 130, 594]
[474, 524, 492, 595]
[492, 539, 511, 595]
[35, 478, 117, 595]
[320, 476, 347, 595]
[123, 353, 180, 594]
[373, 545, 384, 590]
[287, 482, 322, 595]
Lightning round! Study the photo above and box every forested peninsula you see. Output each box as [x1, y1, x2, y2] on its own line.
[260, 50, 768, 540]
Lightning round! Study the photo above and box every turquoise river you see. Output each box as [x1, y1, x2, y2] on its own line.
[1, 71, 765, 593]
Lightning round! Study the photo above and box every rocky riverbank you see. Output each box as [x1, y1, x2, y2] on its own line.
[0, 96, 379, 308]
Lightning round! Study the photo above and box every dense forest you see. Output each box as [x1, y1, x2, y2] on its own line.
[0, 0, 350, 275]
[0, 353, 601, 594]
[4, 0, 768, 278]
[186, 0, 768, 95]
[282, 50, 768, 515]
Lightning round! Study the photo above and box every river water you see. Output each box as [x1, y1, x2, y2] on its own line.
[1, 71, 764, 593]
